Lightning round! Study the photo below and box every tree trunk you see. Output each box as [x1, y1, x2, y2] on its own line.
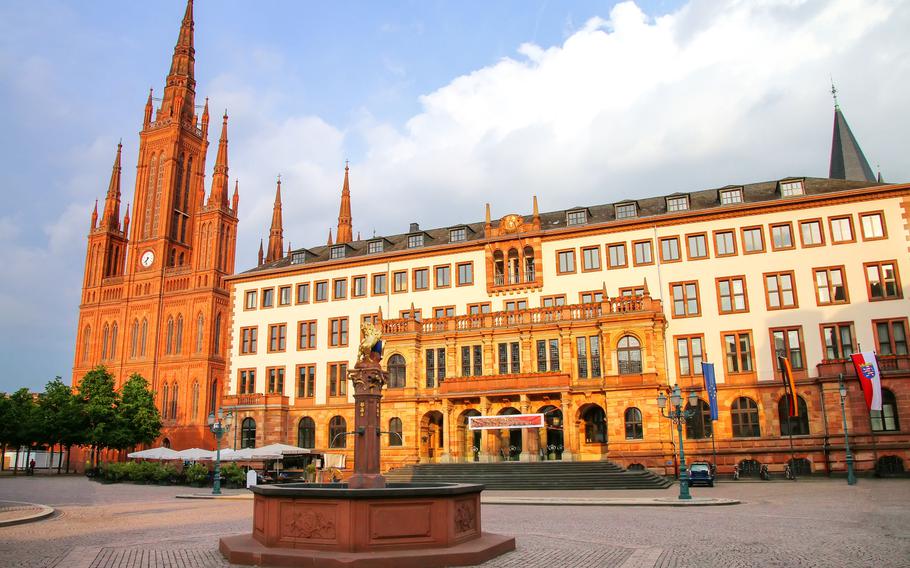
[25, 445, 32, 474]
[49, 445, 55, 473]
[65, 445, 72, 474]
[13, 446, 20, 475]
[0, 443, 5, 471]
[57, 445, 64, 474]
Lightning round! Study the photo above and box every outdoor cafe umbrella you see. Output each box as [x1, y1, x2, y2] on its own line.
[175, 448, 215, 461]
[126, 446, 180, 460]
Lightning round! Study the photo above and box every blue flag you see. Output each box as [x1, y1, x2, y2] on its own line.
[701, 362, 718, 421]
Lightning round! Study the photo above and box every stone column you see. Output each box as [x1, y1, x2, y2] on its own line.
[519, 395, 533, 462]
[560, 393, 575, 461]
[441, 399, 453, 463]
[346, 357, 388, 489]
[478, 396, 492, 463]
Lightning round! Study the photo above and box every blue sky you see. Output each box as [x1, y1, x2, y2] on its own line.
[1, 0, 908, 392]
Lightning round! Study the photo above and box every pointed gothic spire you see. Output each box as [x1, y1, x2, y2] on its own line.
[335, 162, 353, 244]
[265, 178, 284, 262]
[143, 88, 154, 128]
[258, 239, 264, 266]
[90, 200, 98, 230]
[828, 84, 875, 182]
[232, 179, 240, 214]
[207, 112, 230, 207]
[160, 0, 196, 123]
[101, 142, 123, 231]
[327, 228, 334, 246]
[287, 242, 292, 257]
[201, 98, 210, 138]
[123, 203, 131, 237]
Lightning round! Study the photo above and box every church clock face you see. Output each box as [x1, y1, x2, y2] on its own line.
[140, 250, 155, 268]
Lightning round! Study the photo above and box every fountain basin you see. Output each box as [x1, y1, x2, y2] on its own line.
[220, 482, 515, 567]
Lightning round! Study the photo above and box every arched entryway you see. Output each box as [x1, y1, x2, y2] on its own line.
[497, 407, 522, 460]
[420, 410, 445, 461]
[459, 409, 482, 462]
[578, 403, 607, 444]
[537, 404, 564, 460]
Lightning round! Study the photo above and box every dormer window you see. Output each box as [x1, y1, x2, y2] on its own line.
[330, 245, 345, 260]
[449, 227, 466, 243]
[720, 188, 743, 205]
[566, 210, 587, 226]
[368, 240, 383, 254]
[780, 180, 804, 197]
[408, 234, 424, 248]
[616, 203, 637, 220]
[291, 252, 307, 264]
[666, 196, 689, 212]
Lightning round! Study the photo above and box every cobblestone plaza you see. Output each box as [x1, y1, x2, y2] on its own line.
[1, 476, 908, 567]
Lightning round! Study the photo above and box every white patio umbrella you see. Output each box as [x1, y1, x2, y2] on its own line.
[250, 443, 311, 458]
[127, 446, 180, 460]
[176, 448, 215, 461]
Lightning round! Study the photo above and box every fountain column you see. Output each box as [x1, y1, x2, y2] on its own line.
[347, 356, 388, 489]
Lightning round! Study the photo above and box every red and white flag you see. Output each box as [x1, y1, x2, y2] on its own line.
[850, 352, 882, 411]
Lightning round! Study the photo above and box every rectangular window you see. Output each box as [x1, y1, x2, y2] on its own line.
[716, 276, 748, 313]
[535, 339, 561, 372]
[632, 240, 653, 265]
[576, 336, 601, 378]
[865, 261, 901, 300]
[245, 290, 258, 310]
[720, 188, 743, 204]
[722, 331, 754, 374]
[496, 342, 520, 374]
[261, 288, 274, 308]
[557, 249, 576, 274]
[799, 219, 824, 247]
[764, 271, 797, 310]
[667, 196, 689, 212]
[240, 327, 258, 354]
[780, 180, 804, 196]
[829, 216, 855, 243]
[296, 283, 310, 304]
[616, 203, 637, 219]
[510, 342, 520, 373]
[393, 271, 407, 293]
[408, 234, 424, 248]
[268, 323, 287, 352]
[400, 308, 422, 320]
[329, 317, 349, 347]
[860, 212, 886, 240]
[372, 273, 387, 295]
[456, 262, 474, 286]
[298, 320, 317, 350]
[814, 266, 849, 305]
[714, 230, 736, 257]
[413, 268, 429, 290]
[468, 302, 491, 315]
[576, 337, 587, 378]
[297, 364, 316, 398]
[460, 345, 483, 376]
[330, 245, 345, 260]
[874, 319, 909, 356]
[660, 237, 680, 262]
[434, 265, 451, 287]
[541, 294, 566, 307]
[238, 369, 256, 395]
[566, 210, 587, 225]
[278, 286, 291, 306]
[504, 299, 528, 311]
[267, 367, 285, 394]
[741, 226, 765, 253]
[770, 223, 794, 250]
[771, 326, 804, 371]
[461, 346, 472, 376]
[473, 345, 482, 375]
[675, 335, 704, 377]
[670, 281, 701, 317]
[425, 347, 446, 387]
[821, 323, 855, 360]
[580, 290, 604, 304]
[686, 233, 708, 259]
[368, 240, 384, 254]
[607, 243, 627, 268]
[328, 362, 347, 397]
[352, 276, 367, 297]
[332, 278, 347, 300]
[582, 246, 602, 271]
[619, 286, 645, 297]
[450, 227, 467, 242]
[315, 281, 328, 302]
[433, 306, 455, 319]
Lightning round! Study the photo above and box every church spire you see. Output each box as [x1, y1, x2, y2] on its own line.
[100, 142, 122, 231]
[90, 199, 98, 230]
[335, 162, 353, 244]
[258, 239, 264, 266]
[265, 178, 284, 262]
[232, 179, 240, 214]
[207, 112, 229, 207]
[327, 228, 334, 246]
[160, 0, 196, 123]
[828, 83, 875, 182]
[143, 88, 153, 129]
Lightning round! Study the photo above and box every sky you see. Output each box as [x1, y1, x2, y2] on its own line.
[0, 0, 907, 393]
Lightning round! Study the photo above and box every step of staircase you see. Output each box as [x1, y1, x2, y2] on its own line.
[383, 460, 672, 490]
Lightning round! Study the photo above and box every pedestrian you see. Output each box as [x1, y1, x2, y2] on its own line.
[29, 458, 36, 475]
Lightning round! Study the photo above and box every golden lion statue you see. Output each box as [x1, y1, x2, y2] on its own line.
[358, 322, 383, 363]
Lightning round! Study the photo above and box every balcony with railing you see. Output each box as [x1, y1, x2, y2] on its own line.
[817, 354, 910, 377]
[437, 371, 570, 396]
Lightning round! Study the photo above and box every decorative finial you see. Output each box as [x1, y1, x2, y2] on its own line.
[830, 77, 839, 110]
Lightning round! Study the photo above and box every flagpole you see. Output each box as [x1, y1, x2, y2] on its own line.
[779, 355, 798, 480]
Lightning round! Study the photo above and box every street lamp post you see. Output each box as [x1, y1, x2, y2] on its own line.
[837, 373, 856, 486]
[657, 385, 699, 500]
[208, 408, 234, 495]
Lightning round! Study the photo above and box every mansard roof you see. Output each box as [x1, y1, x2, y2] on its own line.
[243, 176, 883, 275]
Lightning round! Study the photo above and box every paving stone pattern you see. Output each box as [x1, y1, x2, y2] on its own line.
[1, 476, 909, 567]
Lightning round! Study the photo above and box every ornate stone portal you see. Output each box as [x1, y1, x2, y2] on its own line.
[220, 324, 515, 567]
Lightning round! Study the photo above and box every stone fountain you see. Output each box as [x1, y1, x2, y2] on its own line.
[220, 323, 515, 567]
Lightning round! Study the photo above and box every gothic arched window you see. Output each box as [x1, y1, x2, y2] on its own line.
[165, 317, 174, 354]
[388, 354, 406, 388]
[140, 318, 148, 357]
[175, 315, 184, 354]
[196, 313, 204, 353]
[170, 383, 178, 420]
[110, 322, 118, 360]
[101, 324, 110, 360]
[213, 313, 222, 354]
[191, 381, 200, 419]
[82, 326, 91, 362]
[161, 383, 169, 419]
[130, 319, 139, 358]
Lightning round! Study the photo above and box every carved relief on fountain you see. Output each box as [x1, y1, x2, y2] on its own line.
[279, 504, 338, 543]
[454, 499, 477, 535]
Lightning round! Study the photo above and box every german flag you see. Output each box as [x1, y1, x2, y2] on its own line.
[778, 355, 798, 417]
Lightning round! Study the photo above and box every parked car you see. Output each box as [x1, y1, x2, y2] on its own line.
[688, 462, 715, 487]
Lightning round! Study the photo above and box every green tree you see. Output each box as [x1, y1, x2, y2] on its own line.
[0, 393, 10, 470]
[6, 389, 39, 474]
[39, 378, 87, 473]
[77, 366, 119, 468]
[114, 373, 162, 451]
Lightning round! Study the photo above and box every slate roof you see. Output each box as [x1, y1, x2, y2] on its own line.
[829, 107, 876, 182]
[243, 176, 882, 275]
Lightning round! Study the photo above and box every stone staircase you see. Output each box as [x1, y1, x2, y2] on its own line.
[384, 460, 672, 490]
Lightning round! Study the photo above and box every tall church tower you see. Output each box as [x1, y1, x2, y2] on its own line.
[73, 0, 239, 450]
